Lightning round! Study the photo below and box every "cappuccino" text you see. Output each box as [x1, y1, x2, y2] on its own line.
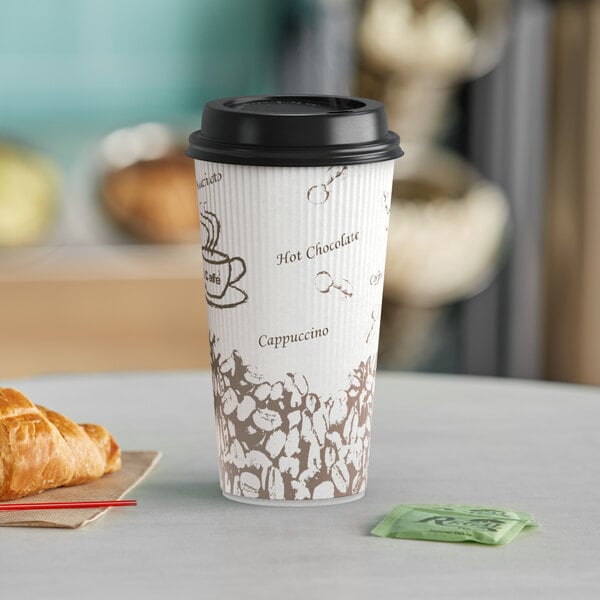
[258, 326, 329, 350]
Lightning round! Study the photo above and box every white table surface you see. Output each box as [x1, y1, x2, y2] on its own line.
[1, 370, 599, 599]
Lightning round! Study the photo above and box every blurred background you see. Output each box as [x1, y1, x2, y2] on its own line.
[1, 0, 598, 385]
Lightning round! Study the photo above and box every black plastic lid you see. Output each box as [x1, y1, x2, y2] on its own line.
[186, 95, 404, 166]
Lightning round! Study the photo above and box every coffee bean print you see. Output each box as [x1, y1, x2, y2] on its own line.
[244, 365, 263, 385]
[220, 356, 235, 375]
[284, 427, 301, 457]
[240, 472, 261, 498]
[267, 467, 285, 500]
[229, 439, 246, 469]
[265, 430, 286, 459]
[279, 456, 300, 479]
[329, 390, 348, 425]
[291, 480, 311, 500]
[324, 446, 337, 468]
[222, 388, 238, 415]
[311, 408, 328, 446]
[313, 481, 335, 500]
[254, 382, 271, 401]
[305, 393, 318, 414]
[209, 332, 376, 501]
[287, 410, 301, 429]
[270, 381, 284, 400]
[331, 461, 350, 494]
[253, 408, 282, 432]
[236, 396, 256, 421]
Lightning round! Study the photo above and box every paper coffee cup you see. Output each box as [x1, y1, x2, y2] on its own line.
[187, 96, 403, 504]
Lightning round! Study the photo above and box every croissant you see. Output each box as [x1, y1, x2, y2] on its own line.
[0, 387, 121, 501]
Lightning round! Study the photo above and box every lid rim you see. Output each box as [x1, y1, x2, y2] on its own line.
[187, 94, 403, 166]
[186, 132, 404, 166]
[215, 94, 377, 116]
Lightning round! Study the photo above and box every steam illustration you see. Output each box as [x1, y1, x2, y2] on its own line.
[200, 208, 221, 251]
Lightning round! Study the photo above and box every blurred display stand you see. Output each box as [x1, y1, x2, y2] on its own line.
[0, 0, 575, 383]
[461, 0, 552, 379]
[278, 0, 562, 379]
[354, 0, 518, 374]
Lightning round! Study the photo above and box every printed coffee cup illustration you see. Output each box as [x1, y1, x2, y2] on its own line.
[187, 95, 403, 505]
[203, 248, 246, 304]
[200, 207, 247, 308]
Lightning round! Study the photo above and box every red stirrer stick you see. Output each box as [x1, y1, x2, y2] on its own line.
[0, 500, 137, 511]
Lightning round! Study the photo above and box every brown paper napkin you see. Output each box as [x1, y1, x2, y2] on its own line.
[0, 451, 161, 529]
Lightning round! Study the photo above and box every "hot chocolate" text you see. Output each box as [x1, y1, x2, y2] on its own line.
[276, 231, 359, 266]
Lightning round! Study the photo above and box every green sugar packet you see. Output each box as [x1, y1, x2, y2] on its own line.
[371, 504, 538, 545]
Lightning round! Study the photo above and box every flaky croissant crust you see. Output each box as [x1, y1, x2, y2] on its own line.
[0, 387, 121, 501]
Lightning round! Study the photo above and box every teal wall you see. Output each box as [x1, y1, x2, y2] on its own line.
[0, 0, 284, 126]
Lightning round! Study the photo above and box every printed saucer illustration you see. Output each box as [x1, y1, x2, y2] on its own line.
[206, 285, 248, 309]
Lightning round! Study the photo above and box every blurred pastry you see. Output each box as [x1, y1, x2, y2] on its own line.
[359, 0, 476, 81]
[102, 149, 200, 244]
[0, 142, 60, 246]
[358, 0, 510, 83]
